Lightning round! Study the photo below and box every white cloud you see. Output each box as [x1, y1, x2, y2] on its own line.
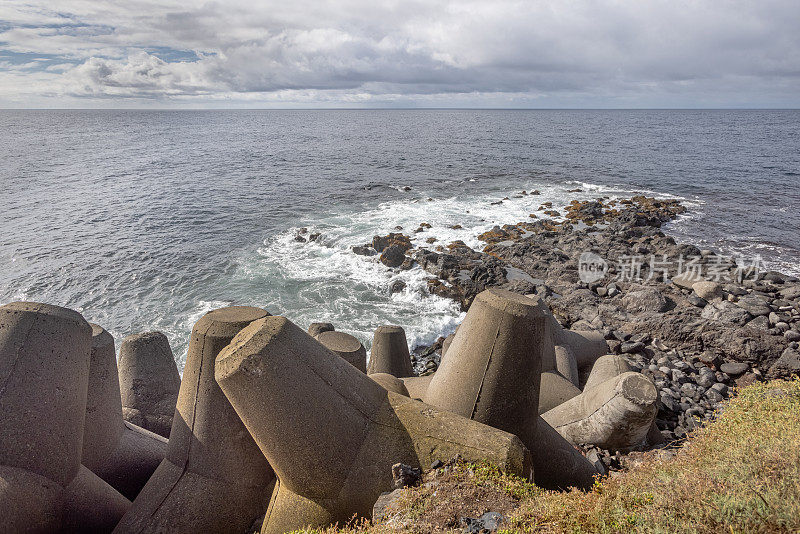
[63, 51, 217, 96]
[0, 0, 798, 107]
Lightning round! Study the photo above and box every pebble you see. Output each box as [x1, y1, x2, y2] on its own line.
[674, 360, 689, 371]
[693, 281, 722, 301]
[685, 406, 704, 418]
[389, 280, 407, 294]
[660, 395, 675, 411]
[696, 373, 715, 388]
[461, 512, 504, 534]
[688, 294, 707, 307]
[783, 330, 800, 341]
[710, 383, 728, 395]
[719, 362, 749, 376]
[621, 341, 645, 354]
[671, 369, 688, 384]
[630, 332, 651, 344]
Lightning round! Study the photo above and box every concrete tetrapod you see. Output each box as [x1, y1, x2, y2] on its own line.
[316, 330, 367, 373]
[83, 324, 168, 500]
[542, 371, 658, 452]
[118, 331, 180, 438]
[114, 307, 276, 534]
[368, 372, 410, 396]
[580, 354, 664, 448]
[367, 325, 414, 377]
[400, 369, 582, 417]
[0, 302, 131, 532]
[63, 464, 133, 533]
[530, 296, 609, 388]
[399, 375, 434, 400]
[583, 354, 634, 392]
[553, 345, 581, 387]
[440, 333, 455, 357]
[308, 322, 335, 337]
[215, 316, 532, 533]
[539, 371, 582, 414]
[423, 289, 599, 490]
[555, 325, 609, 372]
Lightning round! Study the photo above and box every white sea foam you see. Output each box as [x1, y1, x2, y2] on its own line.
[130, 179, 725, 374]
[231, 178, 679, 352]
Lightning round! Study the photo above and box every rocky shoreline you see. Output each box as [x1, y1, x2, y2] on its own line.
[352, 193, 800, 472]
[3, 192, 798, 532]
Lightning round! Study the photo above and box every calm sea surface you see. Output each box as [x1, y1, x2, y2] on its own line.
[1, 110, 798, 369]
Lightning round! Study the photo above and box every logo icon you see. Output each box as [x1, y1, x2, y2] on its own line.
[578, 252, 608, 283]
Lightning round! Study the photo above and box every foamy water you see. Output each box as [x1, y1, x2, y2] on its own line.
[235, 179, 696, 360]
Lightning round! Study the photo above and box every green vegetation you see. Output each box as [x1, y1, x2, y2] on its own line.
[292, 379, 800, 534]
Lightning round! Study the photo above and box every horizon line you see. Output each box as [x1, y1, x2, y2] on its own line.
[1, 107, 799, 111]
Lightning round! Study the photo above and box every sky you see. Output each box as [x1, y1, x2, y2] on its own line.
[0, 1, 799, 108]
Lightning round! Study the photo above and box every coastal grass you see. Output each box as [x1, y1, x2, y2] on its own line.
[290, 378, 800, 534]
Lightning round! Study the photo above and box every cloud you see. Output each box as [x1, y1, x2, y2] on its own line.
[63, 51, 217, 96]
[0, 0, 798, 107]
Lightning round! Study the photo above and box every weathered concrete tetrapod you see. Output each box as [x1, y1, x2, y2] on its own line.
[542, 371, 658, 452]
[308, 322, 334, 337]
[539, 371, 582, 414]
[403, 376, 594, 490]
[423, 289, 599, 490]
[368, 372, 410, 396]
[554, 324, 609, 372]
[114, 307, 275, 534]
[399, 375, 434, 400]
[583, 354, 634, 392]
[531, 296, 608, 388]
[440, 333, 455, 356]
[557, 326, 609, 388]
[83, 324, 167, 500]
[316, 330, 367, 373]
[553, 345, 581, 387]
[1, 464, 130, 533]
[63, 464, 133, 533]
[215, 316, 532, 532]
[0, 302, 131, 532]
[118, 331, 180, 438]
[583, 355, 665, 448]
[425, 289, 544, 435]
[367, 324, 414, 377]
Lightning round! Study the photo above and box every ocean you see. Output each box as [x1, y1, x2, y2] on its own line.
[1, 109, 798, 370]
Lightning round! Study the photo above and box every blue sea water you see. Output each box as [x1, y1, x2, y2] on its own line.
[1, 109, 798, 369]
